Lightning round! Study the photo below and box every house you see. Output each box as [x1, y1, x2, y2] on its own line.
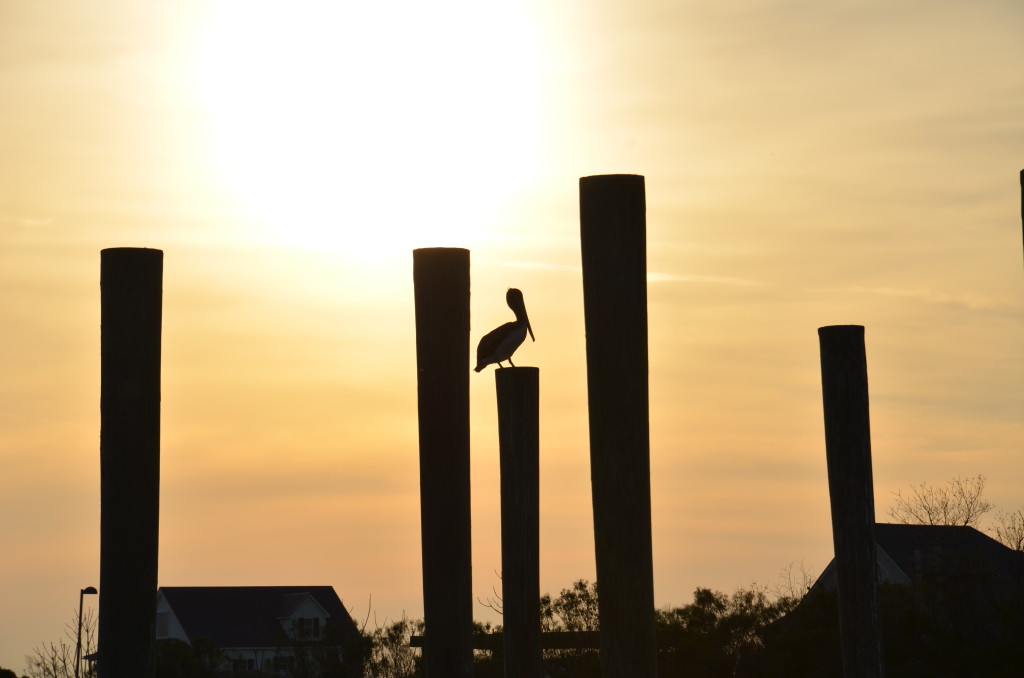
[156, 586, 364, 674]
[762, 524, 1024, 675]
[811, 522, 1023, 594]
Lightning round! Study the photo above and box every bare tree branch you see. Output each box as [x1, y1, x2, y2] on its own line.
[26, 609, 96, 678]
[992, 508, 1024, 552]
[888, 474, 992, 527]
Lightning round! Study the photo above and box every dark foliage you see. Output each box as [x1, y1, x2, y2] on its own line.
[760, 582, 1024, 677]
[540, 579, 600, 677]
[155, 638, 224, 678]
[657, 586, 798, 678]
[146, 572, 1024, 677]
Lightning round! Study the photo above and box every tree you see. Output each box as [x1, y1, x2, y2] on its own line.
[273, 616, 364, 678]
[153, 638, 222, 678]
[25, 609, 96, 678]
[993, 508, 1024, 552]
[362, 616, 423, 678]
[538, 579, 600, 678]
[657, 585, 798, 677]
[888, 474, 993, 527]
[540, 579, 599, 633]
[771, 561, 816, 601]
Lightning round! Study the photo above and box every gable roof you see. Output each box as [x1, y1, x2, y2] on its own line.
[813, 523, 1024, 593]
[159, 586, 362, 649]
[874, 523, 1022, 585]
[278, 592, 328, 619]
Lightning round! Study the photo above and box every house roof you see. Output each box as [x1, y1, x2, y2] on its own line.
[159, 586, 362, 649]
[813, 523, 1023, 593]
[873, 523, 1022, 586]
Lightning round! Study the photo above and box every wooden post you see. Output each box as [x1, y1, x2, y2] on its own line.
[818, 325, 885, 678]
[98, 247, 163, 678]
[412, 247, 474, 678]
[495, 367, 543, 678]
[579, 174, 658, 678]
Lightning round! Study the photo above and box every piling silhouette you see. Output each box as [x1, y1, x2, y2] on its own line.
[818, 325, 885, 677]
[412, 247, 474, 678]
[579, 174, 658, 678]
[495, 367, 543, 678]
[98, 247, 162, 678]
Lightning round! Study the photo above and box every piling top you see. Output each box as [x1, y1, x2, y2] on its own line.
[818, 324, 864, 336]
[580, 173, 645, 181]
[101, 247, 163, 265]
[579, 174, 645, 192]
[495, 366, 539, 384]
[413, 247, 470, 257]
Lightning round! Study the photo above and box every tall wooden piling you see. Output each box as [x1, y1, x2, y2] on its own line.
[495, 367, 543, 678]
[98, 247, 163, 678]
[412, 247, 474, 678]
[579, 174, 658, 678]
[818, 325, 885, 678]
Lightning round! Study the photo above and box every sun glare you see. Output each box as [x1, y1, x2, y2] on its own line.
[192, 1, 546, 260]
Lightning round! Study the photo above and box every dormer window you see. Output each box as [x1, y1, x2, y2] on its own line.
[294, 617, 321, 638]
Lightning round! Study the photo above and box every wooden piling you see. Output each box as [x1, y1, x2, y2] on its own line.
[495, 367, 543, 678]
[98, 247, 163, 678]
[818, 325, 885, 678]
[579, 174, 658, 678]
[412, 247, 474, 678]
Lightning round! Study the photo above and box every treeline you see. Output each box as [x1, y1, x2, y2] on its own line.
[362, 576, 1024, 678]
[363, 580, 799, 678]
[17, 573, 1022, 678]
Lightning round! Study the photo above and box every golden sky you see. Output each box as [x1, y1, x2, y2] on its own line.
[2, 0, 1023, 670]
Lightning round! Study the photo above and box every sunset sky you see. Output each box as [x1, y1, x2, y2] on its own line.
[2, 0, 1023, 671]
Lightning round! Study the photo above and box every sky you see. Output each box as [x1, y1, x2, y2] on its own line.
[2, 0, 1023, 671]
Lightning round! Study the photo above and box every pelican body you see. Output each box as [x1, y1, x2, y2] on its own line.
[474, 288, 534, 372]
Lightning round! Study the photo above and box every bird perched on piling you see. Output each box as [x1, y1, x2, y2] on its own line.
[474, 288, 534, 372]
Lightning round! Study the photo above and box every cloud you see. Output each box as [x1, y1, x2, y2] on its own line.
[502, 260, 581, 274]
[501, 261, 763, 287]
[648, 272, 763, 286]
[0, 216, 54, 228]
[849, 285, 1024, 313]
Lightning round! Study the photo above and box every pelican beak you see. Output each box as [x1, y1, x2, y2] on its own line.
[526, 315, 535, 342]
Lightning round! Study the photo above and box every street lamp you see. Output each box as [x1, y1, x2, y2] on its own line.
[75, 586, 97, 678]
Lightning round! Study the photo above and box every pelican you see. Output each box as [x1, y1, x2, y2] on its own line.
[474, 288, 535, 372]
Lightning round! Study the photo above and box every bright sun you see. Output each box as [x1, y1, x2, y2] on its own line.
[192, 1, 545, 260]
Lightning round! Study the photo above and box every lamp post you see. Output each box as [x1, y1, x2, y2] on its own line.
[76, 586, 98, 678]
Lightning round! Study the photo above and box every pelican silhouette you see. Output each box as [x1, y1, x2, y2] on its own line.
[474, 288, 534, 372]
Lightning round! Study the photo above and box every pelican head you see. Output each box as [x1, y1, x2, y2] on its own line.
[506, 288, 535, 342]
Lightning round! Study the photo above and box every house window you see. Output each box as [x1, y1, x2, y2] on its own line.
[295, 617, 321, 637]
[232, 658, 255, 672]
[274, 655, 296, 671]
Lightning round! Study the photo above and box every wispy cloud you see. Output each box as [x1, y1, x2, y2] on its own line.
[502, 260, 581, 273]
[503, 261, 763, 287]
[0, 411, 60, 424]
[849, 285, 1024, 313]
[0, 216, 54, 228]
[648, 272, 763, 286]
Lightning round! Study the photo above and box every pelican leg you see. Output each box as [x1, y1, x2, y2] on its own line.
[508, 357, 517, 367]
